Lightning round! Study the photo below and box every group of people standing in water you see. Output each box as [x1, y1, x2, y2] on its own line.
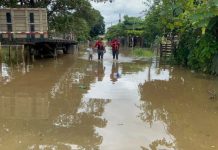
[87, 38, 120, 61]
[86, 38, 121, 83]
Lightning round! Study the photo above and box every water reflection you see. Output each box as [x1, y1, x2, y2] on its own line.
[0, 56, 110, 150]
[148, 67, 172, 81]
[0, 92, 49, 119]
[141, 139, 176, 150]
[0, 62, 34, 86]
[139, 65, 218, 150]
[0, 63, 12, 84]
[54, 98, 111, 129]
[0, 49, 217, 149]
[110, 62, 121, 83]
[96, 62, 105, 81]
[77, 56, 177, 149]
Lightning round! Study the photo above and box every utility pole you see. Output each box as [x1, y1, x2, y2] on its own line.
[119, 13, 121, 23]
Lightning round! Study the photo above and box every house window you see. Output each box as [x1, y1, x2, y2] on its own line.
[29, 13, 35, 39]
[6, 12, 11, 23]
[29, 13, 34, 23]
[6, 12, 12, 32]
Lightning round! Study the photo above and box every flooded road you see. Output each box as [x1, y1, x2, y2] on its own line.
[0, 48, 218, 150]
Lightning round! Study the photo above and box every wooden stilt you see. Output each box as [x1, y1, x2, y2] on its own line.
[54, 48, 57, 59]
[8, 45, 11, 63]
[21, 45, 25, 64]
[16, 45, 18, 65]
[0, 42, 2, 62]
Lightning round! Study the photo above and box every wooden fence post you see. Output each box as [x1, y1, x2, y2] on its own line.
[21, 45, 25, 64]
[0, 42, 1, 62]
[9, 45, 11, 61]
[160, 44, 162, 57]
[16, 45, 18, 65]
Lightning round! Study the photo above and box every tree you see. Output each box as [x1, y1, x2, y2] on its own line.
[89, 9, 105, 38]
[106, 23, 125, 40]
[106, 16, 144, 39]
[90, 15, 105, 37]
[142, 0, 218, 73]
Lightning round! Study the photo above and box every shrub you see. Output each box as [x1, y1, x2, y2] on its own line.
[131, 48, 154, 58]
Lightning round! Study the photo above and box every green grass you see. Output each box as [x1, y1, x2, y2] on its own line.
[131, 48, 154, 58]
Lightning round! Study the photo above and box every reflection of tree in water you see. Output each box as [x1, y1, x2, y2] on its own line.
[53, 98, 111, 150]
[141, 138, 175, 150]
[137, 66, 218, 150]
[48, 61, 111, 149]
[81, 98, 111, 117]
[54, 98, 111, 128]
[122, 61, 149, 74]
[137, 101, 176, 150]
[0, 59, 110, 150]
[136, 66, 178, 150]
[137, 101, 169, 127]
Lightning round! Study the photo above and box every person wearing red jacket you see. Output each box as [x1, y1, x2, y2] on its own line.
[94, 38, 105, 60]
[110, 38, 120, 60]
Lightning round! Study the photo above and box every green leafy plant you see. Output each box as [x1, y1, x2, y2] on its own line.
[131, 48, 154, 58]
[188, 33, 218, 73]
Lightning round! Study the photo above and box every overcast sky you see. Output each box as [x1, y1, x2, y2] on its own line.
[91, 0, 146, 29]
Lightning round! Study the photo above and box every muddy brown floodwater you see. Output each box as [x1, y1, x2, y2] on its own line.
[0, 48, 218, 150]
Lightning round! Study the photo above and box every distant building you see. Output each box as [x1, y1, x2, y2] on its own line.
[0, 8, 48, 43]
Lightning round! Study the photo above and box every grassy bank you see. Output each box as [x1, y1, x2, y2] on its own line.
[131, 48, 154, 58]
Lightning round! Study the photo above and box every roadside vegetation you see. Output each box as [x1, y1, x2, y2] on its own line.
[106, 0, 218, 74]
[131, 48, 154, 58]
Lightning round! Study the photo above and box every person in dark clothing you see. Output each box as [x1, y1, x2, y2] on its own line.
[110, 38, 120, 60]
[94, 38, 105, 60]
